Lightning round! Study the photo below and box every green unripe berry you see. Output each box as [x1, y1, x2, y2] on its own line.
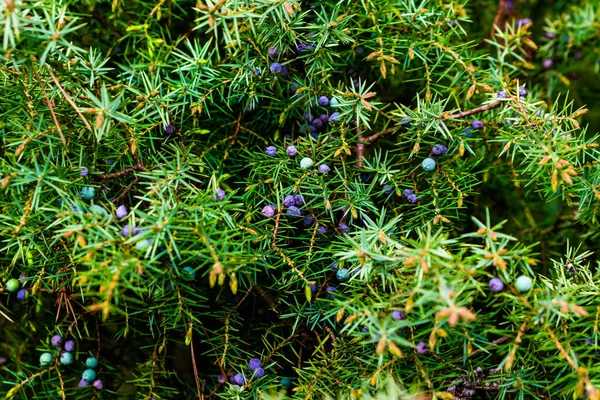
[6, 278, 19, 292]
[40, 352, 53, 366]
[81, 186, 96, 200]
[421, 157, 436, 172]
[515, 275, 533, 293]
[182, 266, 196, 281]
[85, 357, 98, 368]
[135, 238, 152, 252]
[82, 368, 96, 382]
[60, 352, 73, 365]
[300, 157, 314, 169]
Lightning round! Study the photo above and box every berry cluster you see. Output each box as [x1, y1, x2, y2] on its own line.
[222, 357, 266, 389]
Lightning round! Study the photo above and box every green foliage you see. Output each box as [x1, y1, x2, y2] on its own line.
[1, 0, 600, 399]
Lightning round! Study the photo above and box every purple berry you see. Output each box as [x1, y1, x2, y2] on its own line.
[51, 335, 63, 347]
[294, 194, 304, 206]
[296, 43, 311, 52]
[254, 367, 265, 378]
[283, 195, 296, 207]
[163, 124, 174, 134]
[115, 205, 128, 219]
[401, 116, 411, 127]
[309, 284, 317, 293]
[391, 310, 405, 320]
[382, 185, 393, 195]
[326, 286, 336, 299]
[519, 86, 527, 97]
[318, 96, 329, 106]
[303, 215, 315, 226]
[543, 59, 553, 69]
[516, 18, 531, 28]
[331, 263, 338, 270]
[265, 146, 277, 157]
[406, 194, 418, 204]
[319, 113, 329, 122]
[120, 224, 140, 236]
[233, 373, 245, 386]
[80, 166, 89, 177]
[472, 120, 484, 130]
[545, 32, 556, 39]
[403, 189, 414, 197]
[16, 289, 27, 300]
[268, 47, 278, 57]
[261, 205, 275, 218]
[107, 159, 114, 165]
[286, 146, 297, 157]
[93, 379, 103, 390]
[431, 144, 448, 155]
[312, 118, 323, 129]
[218, 374, 226, 383]
[497, 90, 507, 98]
[269, 62, 283, 73]
[78, 379, 89, 387]
[248, 358, 262, 371]
[317, 226, 327, 235]
[489, 278, 504, 292]
[280, 67, 288, 77]
[328, 112, 341, 124]
[213, 189, 226, 201]
[338, 223, 349, 233]
[317, 164, 331, 173]
[417, 342, 428, 354]
[64, 340, 75, 352]
[286, 206, 302, 216]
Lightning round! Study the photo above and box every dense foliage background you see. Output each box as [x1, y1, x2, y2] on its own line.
[1, 0, 600, 399]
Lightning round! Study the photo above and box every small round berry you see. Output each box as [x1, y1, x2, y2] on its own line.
[391, 310, 405, 320]
[107, 159, 114, 165]
[543, 59, 553, 69]
[89, 205, 108, 216]
[218, 374, 226, 383]
[60, 352, 73, 365]
[81, 186, 96, 200]
[265, 146, 277, 157]
[294, 194, 304, 206]
[519, 86, 527, 97]
[182, 266, 196, 281]
[326, 286, 336, 299]
[213, 189, 226, 201]
[421, 158, 436, 172]
[286, 206, 302, 217]
[280, 67, 288, 77]
[317, 226, 327, 235]
[431, 144, 448, 155]
[248, 358, 261, 371]
[303, 215, 315, 226]
[328, 112, 341, 124]
[286, 146, 297, 157]
[283, 195, 296, 207]
[488, 278, 504, 292]
[86, 357, 99, 369]
[336, 268, 350, 282]
[268, 47, 278, 58]
[319, 113, 329, 122]
[115, 205, 128, 219]
[401, 116, 412, 127]
[80, 166, 89, 177]
[82, 369, 96, 382]
[300, 157, 314, 169]
[64, 340, 75, 352]
[545, 32, 556, 39]
[515, 18, 531, 28]
[16, 289, 28, 301]
[416, 342, 428, 354]
[280, 377, 293, 387]
[254, 367, 265, 378]
[403, 189, 413, 197]
[309, 284, 317, 293]
[269, 62, 283, 73]
[406, 194, 418, 204]
[163, 124, 174, 134]
[317, 164, 331, 173]
[233, 373, 245, 386]
[135, 238, 153, 252]
[472, 120, 484, 130]
[312, 118, 323, 129]
[338, 223, 349, 234]
[120, 224, 139, 237]
[382, 185, 393, 195]
[51, 335, 63, 347]
[93, 379, 103, 390]
[515, 275, 533, 293]
[261, 205, 275, 218]
[318, 96, 329, 106]
[497, 90, 507, 98]
[40, 352, 53, 366]
[78, 379, 89, 387]
[6, 278, 19, 292]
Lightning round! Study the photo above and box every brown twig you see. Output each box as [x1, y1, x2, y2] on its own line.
[47, 69, 93, 132]
[33, 69, 67, 145]
[190, 331, 203, 400]
[444, 101, 502, 120]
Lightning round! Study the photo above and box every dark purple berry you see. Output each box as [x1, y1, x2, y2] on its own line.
[382, 185, 393, 195]
[309, 284, 317, 293]
[317, 226, 327, 235]
[269, 62, 283, 73]
[163, 124, 174, 134]
[338, 223, 349, 233]
[417, 342, 428, 354]
[489, 278, 504, 292]
[431, 144, 448, 155]
[406, 194, 417, 204]
[261, 205, 275, 218]
[391, 310, 405, 320]
[294, 194, 304, 206]
[328, 112, 341, 124]
[248, 358, 261, 371]
[472, 120, 484, 130]
[318, 96, 329, 106]
[519, 86, 527, 97]
[401, 116, 411, 127]
[93, 379, 103, 390]
[233, 373, 245, 386]
[283, 195, 296, 207]
[286, 145, 297, 157]
[286, 206, 302, 216]
[254, 367, 265, 378]
[78, 379, 90, 387]
[317, 164, 331, 173]
[51, 335, 63, 347]
[16, 289, 27, 300]
[265, 146, 277, 157]
[303, 215, 315, 226]
[268, 47, 278, 58]
[64, 340, 75, 352]
[497, 90, 507, 98]
[326, 286, 336, 299]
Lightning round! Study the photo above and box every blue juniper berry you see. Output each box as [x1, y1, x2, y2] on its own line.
[286, 206, 302, 216]
[120, 224, 141, 237]
[254, 367, 265, 378]
[93, 380, 103, 390]
[280, 67, 288, 77]
[421, 157, 436, 172]
[488, 277, 504, 292]
[336, 268, 350, 282]
[328, 112, 341, 124]
[472, 120, 484, 130]
[497, 90, 507, 98]
[115, 205, 128, 219]
[86, 357, 99, 368]
[51, 335, 63, 347]
[519, 86, 527, 97]
[338, 223, 349, 234]
[318, 96, 329, 106]
[317, 164, 331, 173]
[401, 116, 411, 127]
[300, 157, 313, 169]
[326, 286, 337, 299]
[303, 215, 315, 226]
[16, 288, 27, 300]
[515, 18, 532, 28]
[78, 379, 90, 387]
[248, 358, 261, 371]
[391, 310, 405, 320]
[163, 124, 174, 134]
[213, 189, 226, 201]
[312, 118, 323, 129]
[403, 189, 414, 198]
[64, 340, 75, 352]
[294, 194, 304, 206]
[406, 194, 418, 203]
[431, 144, 448, 155]
[82, 369, 96, 382]
[286, 145, 297, 156]
[283, 195, 296, 207]
[268, 47, 278, 58]
[417, 342, 428, 354]
[60, 352, 73, 365]
[265, 146, 277, 157]
[80, 166, 89, 177]
[233, 373, 245, 386]
[330, 263, 338, 270]
[309, 284, 317, 293]
[319, 113, 329, 122]
[382, 184, 393, 195]
[269, 62, 283, 73]
[317, 226, 327, 235]
[218, 375, 226, 383]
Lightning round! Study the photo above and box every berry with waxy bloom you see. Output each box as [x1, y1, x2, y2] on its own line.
[401, 116, 411, 127]
[283, 195, 296, 207]
[406, 194, 417, 203]
[328, 112, 341, 123]
[417, 342, 428, 354]
[300, 157, 313, 169]
[294, 194, 304, 206]
[64, 340, 75, 352]
[254, 367, 265, 378]
[81, 186, 96, 200]
[382, 185, 393, 195]
[497, 90, 507, 98]
[286, 145, 297, 156]
[488, 278, 504, 292]
[265, 146, 277, 157]
[78, 379, 89, 387]
[82, 369, 96, 382]
[338, 223, 349, 234]
[80, 166, 89, 177]
[269, 62, 283, 73]
[16, 289, 27, 300]
[319, 113, 329, 122]
[431, 144, 448, 155]
[218, 375, 226, 383]
[515, 275, 533, 292]
[543, 59, 553, 68]
[86, 357, 99, 368]
[163, 124, 174, 134]
[60, 352, 73, 365]
[519, 86, 527, 97]
[115, 205, 128, 219]
[421, 157, 436, 172]
[336, 268, 350, 282]
[317, 226, 327, 235]
[261, 205, 275, 218]
[326, 286, 336, 299]
[6, 278, 19, 292]
[472, 120, 484, 130]
[303, 215, 315, 226]
[318, 164, 331, 173]
[318, 96, 329, 106]
[51, 335, 63, 347]
[392, 310, 405, 320]
[93, 380, 103, 390]
[40, 352, 53, 366]
[248, 358, 261, 371]
[233, 373, 245, 385]
[268, 47, 278, 57]
[312, 118, 323, 129]
[213, 189, 226, 201]
[286, 206, 302, 216]
[309, 284, 317, 293]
